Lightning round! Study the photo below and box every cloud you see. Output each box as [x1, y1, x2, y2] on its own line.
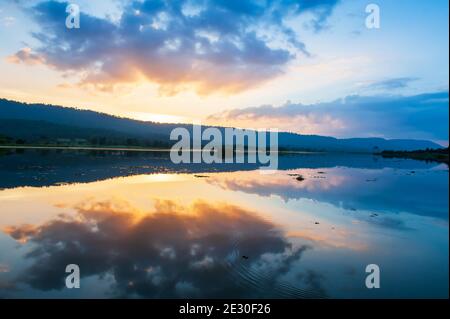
[4, 198, 325, 298]
[9, 0, 339, 95]
[366, 77, 420, 90]
[207, 91, 449, 142]
[6, 47, 45, 65]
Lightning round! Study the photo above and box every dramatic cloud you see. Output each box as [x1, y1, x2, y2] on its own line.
[9, 0, 339, 95]
[208, 91, 449, 142]
[4, 199, 325, 298]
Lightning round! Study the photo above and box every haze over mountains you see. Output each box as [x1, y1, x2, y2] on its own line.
[0, 98, 443, 152]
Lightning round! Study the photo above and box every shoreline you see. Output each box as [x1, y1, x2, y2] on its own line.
[0, 145, 323, 154]
[378, 149, 449, 164]
[0, 145, 172, 152]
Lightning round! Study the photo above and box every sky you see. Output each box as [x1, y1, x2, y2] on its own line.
[0, 0, 448, 144]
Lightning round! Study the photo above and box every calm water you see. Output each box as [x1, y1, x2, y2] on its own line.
[0, 149, 448, 298]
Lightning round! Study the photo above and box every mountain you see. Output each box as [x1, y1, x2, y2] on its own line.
[0, 98, 443, 152]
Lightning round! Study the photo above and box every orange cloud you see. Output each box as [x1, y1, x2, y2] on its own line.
[8, 0, 341, 96]
[7, 48, 46, 66]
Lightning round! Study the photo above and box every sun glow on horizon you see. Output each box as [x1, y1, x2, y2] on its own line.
[127, 111, 190, 124]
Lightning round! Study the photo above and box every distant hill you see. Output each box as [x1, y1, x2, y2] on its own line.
[0, 118, 170, 148]
[381, 148, 449, 164]
[0, 98, 443, 152]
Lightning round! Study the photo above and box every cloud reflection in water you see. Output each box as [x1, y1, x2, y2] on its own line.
[4, 199, 326, 298]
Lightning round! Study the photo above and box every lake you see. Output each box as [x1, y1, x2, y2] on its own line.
[0, 149, 448, 298]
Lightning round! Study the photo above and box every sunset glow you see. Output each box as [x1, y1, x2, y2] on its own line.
[0, 0, 448, 142]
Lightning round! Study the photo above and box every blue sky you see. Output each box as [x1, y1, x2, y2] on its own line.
[0, 0, 448, 144]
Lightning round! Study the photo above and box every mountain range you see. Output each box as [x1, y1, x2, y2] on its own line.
[0, 98, 443, 152]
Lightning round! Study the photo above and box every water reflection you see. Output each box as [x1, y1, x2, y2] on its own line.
[207, 167, 449, 220]
[0, 148, 442, 189]
[2, 199, 325, 298]
[0, 150, 448, 298]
